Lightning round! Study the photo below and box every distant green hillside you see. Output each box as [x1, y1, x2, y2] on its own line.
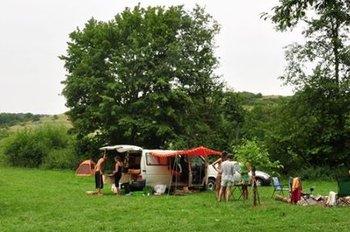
[0, 92, 288, 131]
[237, 91, 290, 110]
[0, 113, 72, 132]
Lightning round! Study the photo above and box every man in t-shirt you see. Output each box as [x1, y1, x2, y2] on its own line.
[218, 154, 236, 202]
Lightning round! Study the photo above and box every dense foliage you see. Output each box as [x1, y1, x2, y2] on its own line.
[263, 0, 350, 169]
[0, 113, 43, 128]
[60, 5, 246, 156]
[233, 139, 282, 175]
[2, 124, 78, 169]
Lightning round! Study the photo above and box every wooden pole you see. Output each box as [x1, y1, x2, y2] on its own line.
[188, 156, 192, 187]
[252, 166, 257, 206]
[204, 156, 208, 188]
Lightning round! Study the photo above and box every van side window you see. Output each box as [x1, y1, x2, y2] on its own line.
[146, 153, 168, 166]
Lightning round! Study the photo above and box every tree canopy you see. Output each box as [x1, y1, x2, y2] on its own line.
[265, 0, 350, 167]
[60, 5, 230, 151]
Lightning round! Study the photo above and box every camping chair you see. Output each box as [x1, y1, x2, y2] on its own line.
[336, 176, 350, 206]
[271, 177, 290, 198]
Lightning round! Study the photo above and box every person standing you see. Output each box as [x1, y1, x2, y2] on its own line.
[240, 161, 252, 200]
[218, 154, 235, 202]
[180, 156, 190, 193]
[212, 151, 228, 200]
[113, 155, 123, 195]
[95, 154, 107, 195]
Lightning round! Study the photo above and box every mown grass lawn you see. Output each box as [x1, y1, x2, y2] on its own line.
[1, 166, 350, 232]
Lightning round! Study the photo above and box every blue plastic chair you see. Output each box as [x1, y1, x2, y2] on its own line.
[271, 177, 290, 198]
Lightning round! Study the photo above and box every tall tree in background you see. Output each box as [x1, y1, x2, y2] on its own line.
[266, 0, 350, 166]
[60, 5, 222, 151]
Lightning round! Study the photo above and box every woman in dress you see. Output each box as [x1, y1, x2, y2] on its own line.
[240, 161, 252, 200]
[113, 155, 123, 195]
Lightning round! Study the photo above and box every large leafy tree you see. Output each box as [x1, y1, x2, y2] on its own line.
[60, 5, 222, 151]
[265, 0, 350, 166]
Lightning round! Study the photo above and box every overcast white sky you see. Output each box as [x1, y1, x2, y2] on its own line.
[0, 0, 303, 114]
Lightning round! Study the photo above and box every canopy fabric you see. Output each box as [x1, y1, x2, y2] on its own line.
[99, 145, 143, 153]
[151, 146, 221, 158]
[177, 146, 221, 156]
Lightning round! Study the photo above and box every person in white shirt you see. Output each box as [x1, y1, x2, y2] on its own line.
[218, 154, 236, 202]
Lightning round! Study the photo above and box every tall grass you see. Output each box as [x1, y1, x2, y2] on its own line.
[1, 166, 350, 232]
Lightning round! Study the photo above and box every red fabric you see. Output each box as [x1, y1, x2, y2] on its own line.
[150, 151, 178, 157]
[290, 188, 302, 204]
[151, 146, 221, 157]
[290, 177, 302, 204]
[176, 146, 221, 156]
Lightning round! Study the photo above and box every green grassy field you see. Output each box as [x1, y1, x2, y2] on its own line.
[1, 167, 349, 232]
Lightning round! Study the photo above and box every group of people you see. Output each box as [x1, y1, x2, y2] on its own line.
[93, 151, 252, 199]
[94, 154, 123, 195]
[213, 151, 252, 202]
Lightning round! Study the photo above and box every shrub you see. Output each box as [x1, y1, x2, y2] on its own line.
[289, 165, 348, 181]
[233, 139, 283, 175]
[41, 147, 78, 169]
[3, 129, 47, 167]
[3, 124, 77, 169]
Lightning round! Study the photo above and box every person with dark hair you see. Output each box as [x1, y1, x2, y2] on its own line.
[113, 155, 123, 195]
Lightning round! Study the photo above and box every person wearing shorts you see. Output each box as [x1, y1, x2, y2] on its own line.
[212, 151, 228, 200]
[218, 154, 235, 202]
[95, 154, 107, 195]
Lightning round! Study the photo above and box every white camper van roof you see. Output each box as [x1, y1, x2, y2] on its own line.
[99, 145, 142, 153]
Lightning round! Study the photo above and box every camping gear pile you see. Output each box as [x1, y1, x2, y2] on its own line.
[274, 176, 350, 207]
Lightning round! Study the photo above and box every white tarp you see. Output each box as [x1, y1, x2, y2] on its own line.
[99, 144, 142, 153]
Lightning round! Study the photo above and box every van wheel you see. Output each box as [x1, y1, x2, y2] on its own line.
[207, 178, 216, 191]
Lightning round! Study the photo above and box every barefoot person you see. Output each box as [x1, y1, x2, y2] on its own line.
[218, 154, 235, 202]
[95, 154, 107, 195]
[240, 161, 252, 200]
[212, 151, 228, 200]
[113, 155, 123, 195]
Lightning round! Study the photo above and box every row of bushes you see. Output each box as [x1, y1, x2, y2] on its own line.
[1, 124, 80, 169]
[0, 123, 345, 180]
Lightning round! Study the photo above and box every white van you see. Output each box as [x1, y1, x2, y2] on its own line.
[99, 144, 211, 191]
